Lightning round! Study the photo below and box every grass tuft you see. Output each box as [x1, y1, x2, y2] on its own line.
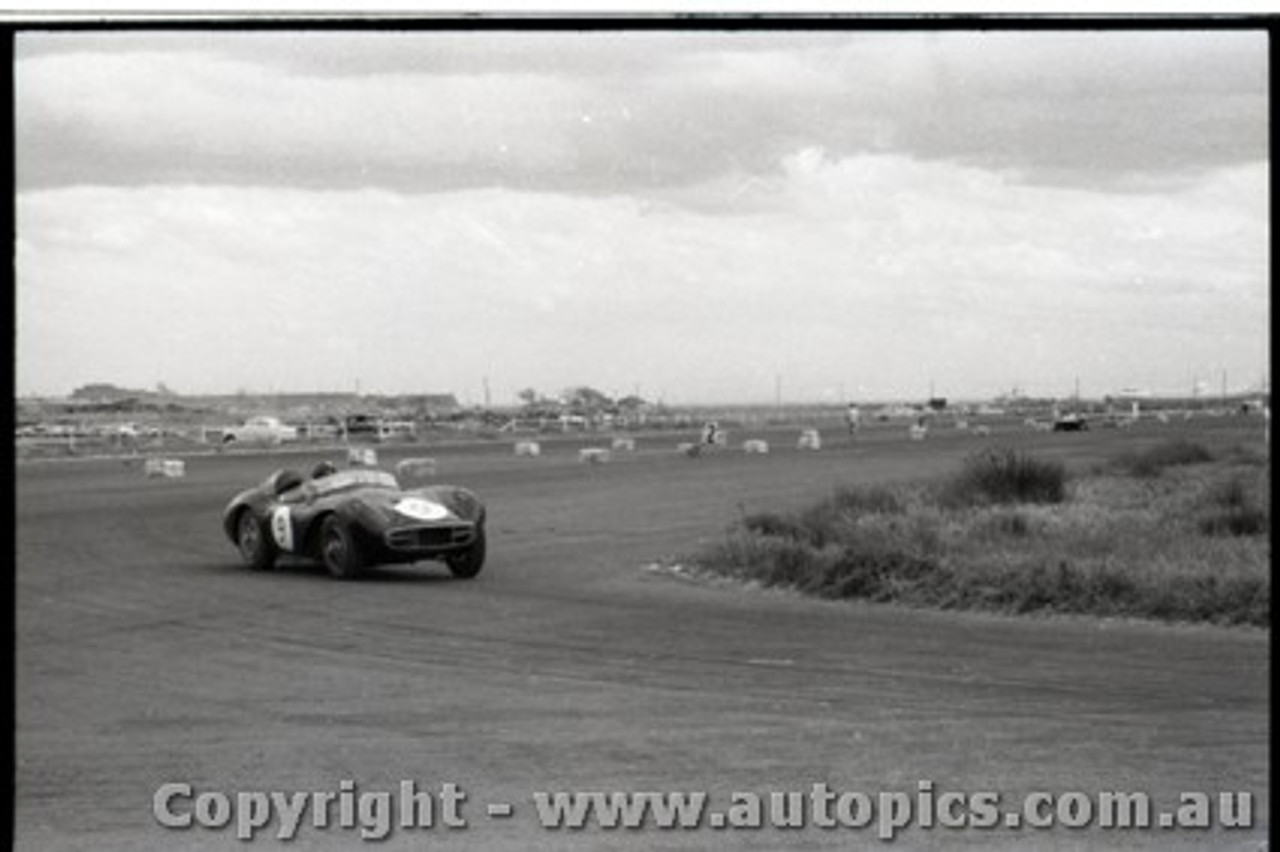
[939, 447, 1067, 506]
[1198, 475, 1269, 537]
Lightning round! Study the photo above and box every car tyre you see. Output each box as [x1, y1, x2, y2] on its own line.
[236, 510, 277, 571]
[447, 526, 486, 579]
[320, 515, 363, 580]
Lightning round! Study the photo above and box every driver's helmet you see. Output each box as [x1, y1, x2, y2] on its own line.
[310, 461, 338, 479]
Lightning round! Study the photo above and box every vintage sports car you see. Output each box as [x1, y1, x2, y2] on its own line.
[222, 463, 486, 580]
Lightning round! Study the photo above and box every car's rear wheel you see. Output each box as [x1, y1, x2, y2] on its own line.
[236, 510, 277, 571]
[447, 527, 486, 579]
[320, 515, 363, 580]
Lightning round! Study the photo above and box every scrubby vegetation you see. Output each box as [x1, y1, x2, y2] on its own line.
[1113, 438, 1215, 478]
[937, 447, 1067, 506]
[692, 441, 1270, 627]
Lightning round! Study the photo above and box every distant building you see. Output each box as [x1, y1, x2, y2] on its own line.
[70, 383, 151, 405]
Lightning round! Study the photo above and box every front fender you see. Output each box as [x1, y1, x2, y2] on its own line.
[222, 491, 269, 543]
[427, 486, 486, 524]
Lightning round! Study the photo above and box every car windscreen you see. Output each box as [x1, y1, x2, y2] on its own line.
[309, 469, 398, 496]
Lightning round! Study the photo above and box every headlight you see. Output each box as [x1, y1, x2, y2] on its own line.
[393, 497, 450, 521]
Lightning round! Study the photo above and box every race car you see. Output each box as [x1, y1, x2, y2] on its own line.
[222, 462, 486, 580]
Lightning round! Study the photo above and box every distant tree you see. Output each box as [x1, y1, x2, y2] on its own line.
[616, 394, 649, 411]
[563, 386, 613, 414]
[517, 388, 540, 408]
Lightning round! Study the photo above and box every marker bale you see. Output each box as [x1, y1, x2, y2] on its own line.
[1156, 412, 1170, 425]
[514, 440, 541, 457]
[742, 439, 770, 455]
[955, 419, 970, 431]
[909, 424, 928, 441]
[145, 457, 185, 479]
[797, 429, 821, 451]
[396, 457, 437, 485]
[611, 437, 636, 452]
[347, 446, 378, 467]
[579, 447, 611, 464]
[972, 425, 991, 437]
[677, 442, 701, 458]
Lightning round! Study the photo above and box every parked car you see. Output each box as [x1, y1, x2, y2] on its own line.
[1052, 413, 1089, 432]
[222, 416, 299, 445]
[222, 463, 486, 580]
[345, 414, 384, 441]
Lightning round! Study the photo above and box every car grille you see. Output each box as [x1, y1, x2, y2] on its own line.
[385, 525, 474, 551]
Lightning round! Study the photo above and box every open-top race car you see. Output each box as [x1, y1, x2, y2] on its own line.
[222, 462, 486, 580]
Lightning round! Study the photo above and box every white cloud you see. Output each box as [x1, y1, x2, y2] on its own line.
[16, 149, 1267, 401]
[17, 30, 1267, 195]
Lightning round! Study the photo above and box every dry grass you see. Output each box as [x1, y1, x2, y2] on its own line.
[694, 444, 1270, 627]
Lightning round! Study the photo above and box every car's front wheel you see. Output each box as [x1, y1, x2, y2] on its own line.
[447, 527, 486, 579]
[320, 515, 363, 580]
[236, 510, 277, 571]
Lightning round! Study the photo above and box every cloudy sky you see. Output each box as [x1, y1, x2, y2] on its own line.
[15, 27, 1269, 404]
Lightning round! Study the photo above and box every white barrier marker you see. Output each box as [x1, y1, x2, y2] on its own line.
[677, 442, 700, 457]
[611, 437, 636, 451]
[972, 425, 991, 437]
[579, 447, 611, 464]
[797, 429, 821, 450]
[144, 458, 186, 478]
[348, 446, 378, 467]
[514, 440, 541, 457]
[909, 424, 928, 441]
[742, 439, 770, 454]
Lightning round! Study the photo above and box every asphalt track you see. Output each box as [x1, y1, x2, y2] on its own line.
[15, 423, 1270, 850]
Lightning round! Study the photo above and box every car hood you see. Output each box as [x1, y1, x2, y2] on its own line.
[347, 485, 483, 525]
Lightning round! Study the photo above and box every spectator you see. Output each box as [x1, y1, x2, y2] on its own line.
[846, 403, 861, 437]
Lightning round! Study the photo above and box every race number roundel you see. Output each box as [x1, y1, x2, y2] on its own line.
[394, 498, 449, 521]
[270, 506, 294, 551]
